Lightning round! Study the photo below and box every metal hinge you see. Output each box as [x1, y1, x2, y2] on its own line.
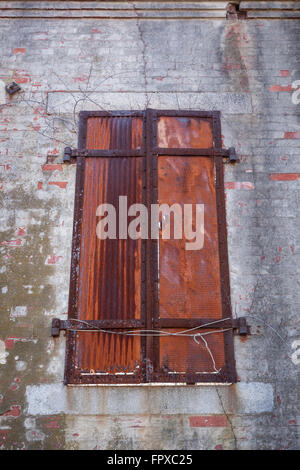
[232, 317, 250, 336]
[51, 318, 65, 337]
[5, 82, 21, 95]
[221, 147, 238, 163]
[63, 147, 87, 162]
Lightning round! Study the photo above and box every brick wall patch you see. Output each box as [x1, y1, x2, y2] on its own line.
[189, 415, 227, 427]
[225, 182, 255, 190]
[269, 173, 300, 181]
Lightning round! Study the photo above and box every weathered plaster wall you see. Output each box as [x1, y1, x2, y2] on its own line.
[0, 1, 299, 450]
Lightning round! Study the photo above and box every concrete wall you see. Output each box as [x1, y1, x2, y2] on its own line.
[0, 1, 299, 450]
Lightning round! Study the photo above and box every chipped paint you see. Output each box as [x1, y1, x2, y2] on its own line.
[0, 340, 9, 365]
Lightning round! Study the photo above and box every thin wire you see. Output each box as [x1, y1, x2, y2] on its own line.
[193, 333, 221, 373]
[66, 318, 233, 374]
[68, 317, 231, 334]
[68, 326, 231, 337]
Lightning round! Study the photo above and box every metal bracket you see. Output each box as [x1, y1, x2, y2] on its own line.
[51, 318, 64, 337]
[232, 317, 250, 336]
[5, 82, 21, 95]
[63, 147, 88, 162]
[222, 147, 238, 163]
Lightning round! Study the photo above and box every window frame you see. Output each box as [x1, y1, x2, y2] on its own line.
[64, 109, 237, 385]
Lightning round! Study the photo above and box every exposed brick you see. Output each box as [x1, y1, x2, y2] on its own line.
[41, 164, 63, 171]
[0, 430, 9, 446]
[189, 415, 227, 427]
[0, 239, 23, 246]
[0, 405, 21, 418]
[224, 182, 255, 190]
[269, 85, 293, 92]
[46, 254, 63, 265]
[269, 173, 300, 181]
[43, 420, 60, 429]
[13, 48, 26, 54]
[48, 181, 68, 188]
[13, 70, 30, 84]
[283, 132, 299, 139]
[5, 337, 31, 350]
[16, 227, 26, 236]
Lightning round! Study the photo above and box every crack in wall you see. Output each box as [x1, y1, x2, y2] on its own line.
[130, 1, 150, 107]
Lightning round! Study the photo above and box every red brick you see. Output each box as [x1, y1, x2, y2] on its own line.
[0, 405, 21, 418]
[0, 239, 23, 246]
[283, 132, 299, 139]
[5, 337, 18, 350]
[5, 337, 28, 350]
[46, 254, 63, 265]
[48, 148, 60, 155]
[37, 181, 43, 190]
[269, 173, 300, 181]
[269, 85, 293, 92]
[0, 430, 9, 446]
[41, 164, 63, 172]
[280, 70, 290, 77]
[48, 181, 68, 188]
[13, 48, 26, 54]
[13, 71, 30, 84]
[225, 182, 254, 190]
[16, 227, 26, 237]
[44, 420, 60, 429]
[73, 75, 88, 83]
[189, 415, 227, 427]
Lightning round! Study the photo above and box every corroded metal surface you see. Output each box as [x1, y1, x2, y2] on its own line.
[65, 110, 236, 384]
[159, 329, 225, 373]
[74, 157, 143, 376]
[65, 114, 145, 384]
[78, 157, 142, 322]
[86, 116, 143, 150]
[158, 156, 222, 320]
[158, 116, 213, 148]
[75, 331, 141, 374]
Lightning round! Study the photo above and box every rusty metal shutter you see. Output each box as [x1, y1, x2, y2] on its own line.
[65, 112, 146, 384]
[148, 110, 236, 383]
[63, 109, 237, 385]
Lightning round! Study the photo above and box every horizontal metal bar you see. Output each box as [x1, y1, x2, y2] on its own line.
[51, 318, 145, 336]
[155, 147, 238, 161]
[69, 149, 143, 158]
[79, 110, 145, 118]
[63, 147, 236, 161]
[158, 318, 235, 329]
[155, 148, 216, 156]
[52, 317, 249, 336]
[153, 110, 217, 118]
